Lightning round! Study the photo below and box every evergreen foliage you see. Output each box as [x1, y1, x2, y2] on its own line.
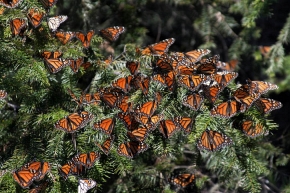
[0, 0, 288, 193]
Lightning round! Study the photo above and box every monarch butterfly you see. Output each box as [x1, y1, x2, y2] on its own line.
[23, 161, 50, 182]
[41, 51, 62, 59]
[55, 30, 76, 45]
[58, 161, 74, 181]
[111, 75, 133, 93]
[195, 55, 218, 75]
[153, 71, 176, 91]
[99, 26, 126, 42]
[116, 95, 132, 112]
[76, 30, 95, 48]
[159, 119, 180, 138]
[241, 120, 264, 138]
[131, 74, 151, 96]
[93, 117, 115, 135]
[0, 90, 7, 99]
[96, 135, 115, 155]
[216, 59, 238, 72]
[211, 71, 238, 90]
[29, 180, 49, 193]
[174, 117, 194, 134]
[117, 112, 140, 131]
[13, 169, 37, 188]
[259, 46, 271, 57]
[39, 0, 58, 10]
[176, 65, 194, 75]
[127, 127, 150, 142]
[10, 18, 27, 37]
[99, 88, 123, 109]
[78, 179, 97, 193]
[0, 0, 22, 8]
[44, 58, 71, 73]
[210, 99, 246, 118]
[72, 152, 100, 169]
[233, 85, 260, 108]
[117, 141, 148, 158]
[134, 113, 164, 131]
[170, 173, 195, 188]
[202, 83, 221, 103]
[54, 111, 94, 133]
[153, 54, 175, 74]
[126, 61, 140, 75]
[254, 98, 282, 114]
[68, 89, 100, 106]
[27, 8, 46, 28]
[182, 92, 204, 111]
[197, 129, 233, 151]
[47, 15, 67, 32]
[69, 57, 84, 73]
[247, 79, 278, 95]
[178, 74, 207, 91]
[135, 100, 158, 117]
[141, 38, 175, 56]
[176, 49, 211, 64]
[69, 162, 86, 177]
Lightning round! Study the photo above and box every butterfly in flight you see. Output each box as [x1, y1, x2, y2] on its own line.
[141, 38, 175, 56]
[197, 129, 233, 151]
[169, 173, 195, 188]
[54, 111, 94, 133]
[55, 30, 76, 45]
[78, 178, 97, 193]
[96, 135, 115, 155]
[10, 18, 27, 37]
[175, 49, 211, 64]
[47, 15, 68, 32]
[27, 8, 46, 28]
[76, 30, 95, 48]
[100, 26, 126, 42]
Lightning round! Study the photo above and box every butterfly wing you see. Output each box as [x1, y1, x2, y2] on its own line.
[39, 0, 58, 10]
[96, 135, 115, 155]
[76, 30, 94, 48]
[197, 129, 232, 151]
[44, 58, 71, 73]
[142, 38, 175, 56]
[0, 0, 23, 8]
[55, 30, 75, 44]
[182, 92, 204, 111]
[170, 173, 195, 188]
[242, 120, 264, 138]
[126, 61, 140, 75]
[100, 26, 126, 41]
[159, 119, 179, 138]
[93, 118, 115, 135]
[78, 179, 97, 193]
[27, 8, 46, 28]
[47, 15, 68, 32]
[10, 18, 27, 37]
[174, 117, 193, 134]
[254, 98, 282, 114]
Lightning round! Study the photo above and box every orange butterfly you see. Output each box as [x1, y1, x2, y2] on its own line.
[55, 30, 76, 45]
[100, 87, 125, 109]
[29, 180, 49, 193]
[39, 0, 58, 10]
[134, 113, 163, 131]
[182, 92, 204, 111]
[41, 51, 62, 59]
[153, 54, 175, 74]
[178, 74, 207, 91]
[127, 127, 150, 142]
[93, 117, 115, 135]
[141, 38, 175, 56]
[211, 71, 238, 90]
[44, 58, 71, 73]
[72, 152, 100, 169]
[233, 84, 260, 108]
[135, 100, 158, 117]
[68, 89, 100, 106]
[54, 111, 94, 133]
[76, 30, 94, 48]
[100, 26, 126, 42]
[175, 65, 194, 75]
[58, 161, 74, 181]
[246, 79, 278, 95]
[69, 57, 84, 73]
[111, 75, 133, 93]
[96, 135, 115, 155]
[78, 178, 97, 193]
[153, 71, 176, 91]
[0, 0, 22, 8]
[210, 99, 246, 118]
[254, 98, 282, 114]
[216, 59, 238, 72]
[174, 117, 194, 134]
[197, 129, 232, 151]
[241, 120, 264, 138]
[195, 55, 218, 75]
[202, 83, 222, 103]
[116, 95, 132, 112]
[131, 74, 151, 95]
[0, 90, 7, 99]
[13, 169, 37, 188]
[170, 173, 195, 188]
[10, 18, 27, 37]
[117, 141, 148, 158]
[117, 112, 140, 131]
[159, 119, 180, 138]
[259, 46, 271, 57]
[27, 8, 46, 28]
[126, 61, 140, 75]
[176, 49, 211, 64]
